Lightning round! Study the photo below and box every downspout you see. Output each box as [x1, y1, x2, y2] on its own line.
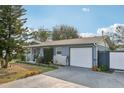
[92, 43, 97, 70]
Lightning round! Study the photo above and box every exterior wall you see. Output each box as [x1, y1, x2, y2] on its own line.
[53, 47, 69, 56]
[25, 47, 44, 63]
[53, 47, 69, 65]
[53, 45, 97, 67]
[25, 43, 109, 67]
[25, 48, 35, 63]
[62, 47, 70, 56]
[92, 46, 97, 67]
[39, 48, 44, 57]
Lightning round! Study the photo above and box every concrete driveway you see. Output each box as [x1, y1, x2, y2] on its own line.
[1, 66, 124, 88]
[0, 73, 86, 88]
[44, 66, 124, 88]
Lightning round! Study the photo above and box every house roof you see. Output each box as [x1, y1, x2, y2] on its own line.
[23, 36, 113, 48]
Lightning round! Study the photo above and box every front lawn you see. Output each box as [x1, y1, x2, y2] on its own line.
[0, 63, 58, 84]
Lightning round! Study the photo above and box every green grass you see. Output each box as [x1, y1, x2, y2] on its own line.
[0, 63, 58, 84]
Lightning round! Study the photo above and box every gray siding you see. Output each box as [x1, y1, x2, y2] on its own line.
[62, 47, 69, 56]
[53, 48, 56, 55]
[53, 44, 96, 57]
[92, 46, 97, 67]
[39, 48, 44, 57]
[53, 45, 98, 67]
[53, 47, 69, 56]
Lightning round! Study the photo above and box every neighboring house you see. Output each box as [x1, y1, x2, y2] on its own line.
[24, 36, 113, 68]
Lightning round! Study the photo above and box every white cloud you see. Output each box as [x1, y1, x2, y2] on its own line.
[97, 24, 124, 45]
[79, 32, 96, 37]
[82, 8, 90, 12]
[97, 24, 124, 35]
[97, 27, 113, 35]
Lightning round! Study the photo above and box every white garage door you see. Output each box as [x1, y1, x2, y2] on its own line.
[70, 48, 92, 68]
[110, 52, 124, 70]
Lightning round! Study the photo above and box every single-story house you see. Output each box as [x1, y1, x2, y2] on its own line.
[24, 36, 113, 69]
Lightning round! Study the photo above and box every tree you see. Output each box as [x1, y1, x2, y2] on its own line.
[33, 28, 49, 42]
[115, 25, 124, 44]
[0, 5, 27, 68]
[97, 24, 124, 45]
[52, 25, 79, 40]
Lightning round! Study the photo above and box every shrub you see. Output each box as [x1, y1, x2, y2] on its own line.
[36, 56, 44, 64]
[33, 54, 39, 61]
[96, 68, 101, 72]
[20, 54, 25, 61]
[43, 48, 53, 64]
[97, 65, 108, 72]
[100, 65, 108, 71]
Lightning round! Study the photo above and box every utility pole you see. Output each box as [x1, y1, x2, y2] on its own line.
[102, 30, 107, 51]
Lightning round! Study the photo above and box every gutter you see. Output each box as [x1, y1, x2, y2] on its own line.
[23, 43, 96, 48]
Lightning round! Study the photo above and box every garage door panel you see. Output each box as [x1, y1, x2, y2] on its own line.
[70, 48, 92, 68]
[110, 52, 124, 70]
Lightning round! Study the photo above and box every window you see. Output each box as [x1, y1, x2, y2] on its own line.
[56, 47, 62, 55]
[57, 51, 62, 54]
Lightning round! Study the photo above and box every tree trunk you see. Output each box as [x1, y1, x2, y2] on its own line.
[1, 54, 9, 68]
[0, 59, 8, 68]
[3, 54, 9, 68]
[3, 60, 8, 68]
[1, 59, 5, 68]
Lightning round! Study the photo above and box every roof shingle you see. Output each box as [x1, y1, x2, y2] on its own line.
[24, 36, 109, 48]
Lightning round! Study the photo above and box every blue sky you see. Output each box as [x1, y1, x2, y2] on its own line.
[24, 5, 124, 34]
